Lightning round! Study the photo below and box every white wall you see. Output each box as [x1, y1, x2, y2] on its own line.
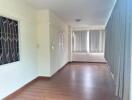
[49, 11, 69, 75]
[36, 10, 69, 77]
[68, 26, 72, 61]
[72, 53, 106, 62]
[37, 10, 51, 77]
[0, 6, 70, 99]
[0, 0, 38, 99]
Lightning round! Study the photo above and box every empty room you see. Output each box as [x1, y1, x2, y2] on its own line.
[0, 0, 131, 100]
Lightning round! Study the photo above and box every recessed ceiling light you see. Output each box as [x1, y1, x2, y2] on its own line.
[75, 19, 81, 22]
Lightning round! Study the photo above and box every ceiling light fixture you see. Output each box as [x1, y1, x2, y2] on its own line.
[75, 19, 81, 22]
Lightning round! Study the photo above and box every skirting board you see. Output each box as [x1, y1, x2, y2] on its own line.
[3, 62, 70, 100]
[71, 61, 107, 64]
[51, 62, 70, 77]
[3, 77, 40, 100]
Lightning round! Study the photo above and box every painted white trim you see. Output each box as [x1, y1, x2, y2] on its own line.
[71, 26, 105, 31]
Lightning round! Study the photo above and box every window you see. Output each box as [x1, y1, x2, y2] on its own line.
[72, 30, 87, 52]
[72, 30, 105, 53]
[0, 16, 20, 65]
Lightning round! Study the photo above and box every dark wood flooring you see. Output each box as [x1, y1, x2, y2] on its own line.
[4, 62, 120, 100]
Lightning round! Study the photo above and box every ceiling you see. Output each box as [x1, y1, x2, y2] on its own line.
[27, 0, 116, 27]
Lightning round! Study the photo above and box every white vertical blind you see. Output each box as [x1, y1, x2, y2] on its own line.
[72, 30, 87, 52]
[72, 30, 105, 53]
[89, 30, 105, 53]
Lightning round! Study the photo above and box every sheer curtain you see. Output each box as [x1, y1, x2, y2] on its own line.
[89, 30, 105, 53]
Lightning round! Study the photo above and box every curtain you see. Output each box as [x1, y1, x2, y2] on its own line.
[89, 30, 105, 53]
[72, 31, 87, 52]
[105, 0, 132, 99]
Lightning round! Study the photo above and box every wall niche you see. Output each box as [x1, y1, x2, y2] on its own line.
[0, 16, 20, 65]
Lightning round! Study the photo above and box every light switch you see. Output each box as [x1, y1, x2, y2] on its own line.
[52, 45, 54, 50]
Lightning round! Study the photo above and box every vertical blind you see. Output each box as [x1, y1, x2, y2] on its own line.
[72, 31, 87, 52]
[89, 30, 105, 53]
[72, 30, 105, 53]
[105, 0, 131, 99]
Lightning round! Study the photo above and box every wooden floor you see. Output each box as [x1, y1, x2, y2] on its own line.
[5, 63, 120, 100]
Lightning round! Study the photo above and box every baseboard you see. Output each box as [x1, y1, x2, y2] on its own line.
[115, 96, 122, 100]
[3, 77, 39, 100]
[51, 62, 70, 77]
[3, 76, 50, 100]
[4, 62, 121, 100]
[106, 63, 115, 81]
[111, 72, 114, 80]
[71, 61, 107, 64]
[3, 62, 70, 100]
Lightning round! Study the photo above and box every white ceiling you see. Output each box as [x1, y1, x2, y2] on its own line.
[27, 0, 116, 27]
